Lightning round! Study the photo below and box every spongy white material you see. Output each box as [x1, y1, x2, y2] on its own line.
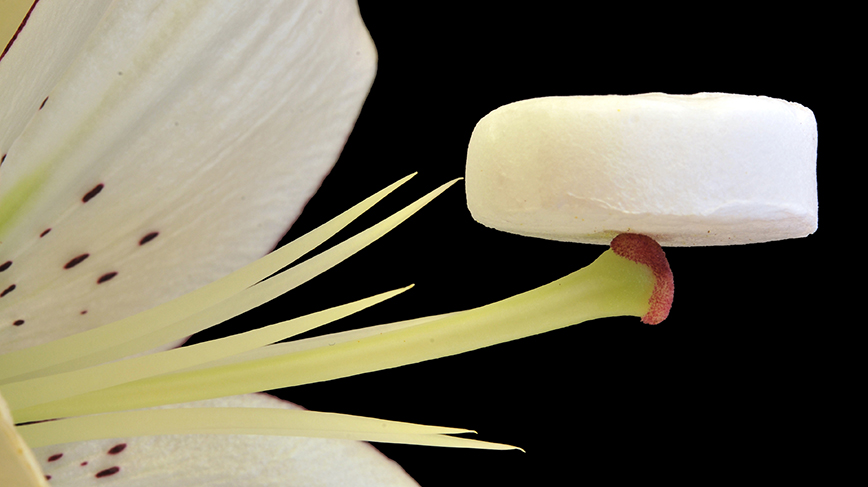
[465, 93, 818, 246]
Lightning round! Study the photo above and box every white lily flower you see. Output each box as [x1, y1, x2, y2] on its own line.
[0, 0, 433, 485]
[3, 1, 560, 484]
[0, 1, 825, 485]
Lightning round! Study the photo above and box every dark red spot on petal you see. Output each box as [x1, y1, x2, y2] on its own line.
[97, 272, 117, 284]
[13, 319, 24, 326]
[1, 153, 5, 165]
[64, 253, 90, 269]
[39, 96, 48, 110]
[47, 453, 63, 462]
[45, 475, 51, 480]
[82, 183, 104, 203]
[139, 232, 159, 245]
[108, 443, 127, 455]
[0, 261, 11, 272]
[80, 461, 88, 466]
[1, 284, 15, 297]
[80, 310, 87, 315]
[40, 228, 51, 237]
[95, 466, 120, 478]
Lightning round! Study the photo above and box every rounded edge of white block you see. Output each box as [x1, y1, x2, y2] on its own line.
[465, 93, 818, 246]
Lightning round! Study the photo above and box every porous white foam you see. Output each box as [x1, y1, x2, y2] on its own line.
[465, 93, 818, 246]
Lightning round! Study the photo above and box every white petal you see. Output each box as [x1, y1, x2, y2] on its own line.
[0, 0, 377, 352]
[0, 392, 47, 486]
[0, 0, 114, 155]
[32, 394, 419, 487]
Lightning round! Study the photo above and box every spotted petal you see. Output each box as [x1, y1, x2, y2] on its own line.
[0, 0, 114, 152]
[31, 394, 419, 487]
[0, 0, 377, 353]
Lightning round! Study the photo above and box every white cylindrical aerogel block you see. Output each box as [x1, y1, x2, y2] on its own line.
[465, 93, 818, 246]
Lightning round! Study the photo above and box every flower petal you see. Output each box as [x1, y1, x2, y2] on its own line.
[0, 0, 115, 154]
[0, 0, 377, 353]
[0, 392, 47, 486]
[32, 394, 419, 487]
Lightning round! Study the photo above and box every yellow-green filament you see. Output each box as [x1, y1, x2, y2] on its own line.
[1, 286, 411, 412]
[184, 313, 460, 372]
[18, 407, 518, 451]
[2, 176, 660, 457]
[11, 248, 654, 423]
[0, 173, 438, 382]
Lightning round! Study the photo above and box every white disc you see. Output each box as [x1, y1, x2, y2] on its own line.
[465, 93, 817, 246]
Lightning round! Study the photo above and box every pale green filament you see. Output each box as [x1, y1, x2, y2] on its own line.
[3, 175, 657, 453]
[10, 248, 654, 424]
[0, 173, 443, 382]
[18, 407, 517, 451]
[1, 174, 458, 405]
[2, 286, 411, 411]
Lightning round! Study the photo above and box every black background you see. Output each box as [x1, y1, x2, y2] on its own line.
[208, 3, 840, 485]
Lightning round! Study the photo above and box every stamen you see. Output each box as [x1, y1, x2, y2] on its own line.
[17, 407, 517, 451]
[4, 287, 411, 415]
[609, 233, 674, 324]
[0, 174, 422, 382]
[15, 239, 664, 420]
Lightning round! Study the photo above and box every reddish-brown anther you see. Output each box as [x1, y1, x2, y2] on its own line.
[610, 233, 674, 325]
